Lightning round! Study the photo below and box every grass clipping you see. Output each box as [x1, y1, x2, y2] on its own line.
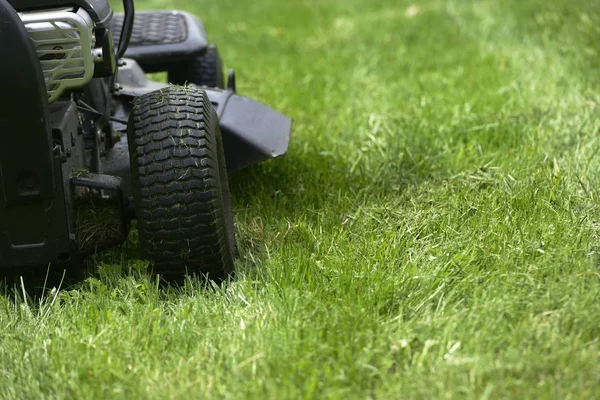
[75, 193, 123, 253]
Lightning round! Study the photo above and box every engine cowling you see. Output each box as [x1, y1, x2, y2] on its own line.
[19, 7, 95, 103]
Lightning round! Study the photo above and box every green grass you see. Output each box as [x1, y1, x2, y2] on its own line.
[2, 0, 600, 398]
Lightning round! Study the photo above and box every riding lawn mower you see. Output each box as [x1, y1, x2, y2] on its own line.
[0, 0, 292, 281]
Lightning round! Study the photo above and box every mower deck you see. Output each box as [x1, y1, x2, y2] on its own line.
[104, 58, 292, 195]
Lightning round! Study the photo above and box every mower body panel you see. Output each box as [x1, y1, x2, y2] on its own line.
[0, 0, 70, 269]
[0, 100, 79, 269]
[0, 0, 55, 204]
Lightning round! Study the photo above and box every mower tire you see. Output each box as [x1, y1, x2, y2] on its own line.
[168, 45, 224, 88]
[127, 86, 236, 281]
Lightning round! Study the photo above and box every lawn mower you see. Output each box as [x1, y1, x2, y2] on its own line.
[0, 0, 291, 281]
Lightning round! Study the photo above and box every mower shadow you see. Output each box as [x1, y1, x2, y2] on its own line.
[0, 238, 140, 299]
[229, 154, 406, 217]
[227, 147, 433, 267]
[0, 264, 88, 300]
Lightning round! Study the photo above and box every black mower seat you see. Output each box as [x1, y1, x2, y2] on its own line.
[110, 10, 208, 73]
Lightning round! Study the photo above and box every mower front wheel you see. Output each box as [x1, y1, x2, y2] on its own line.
[127, 86, 236, 281]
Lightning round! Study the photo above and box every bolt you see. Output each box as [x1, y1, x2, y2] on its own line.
[53, 46, 66, 59]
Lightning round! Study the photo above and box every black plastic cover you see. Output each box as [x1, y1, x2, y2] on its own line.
[7, 0, 113, 26]
[0, 0, 55, 203]
[205, 88, 292, 173]
[0, 100, 77, 269]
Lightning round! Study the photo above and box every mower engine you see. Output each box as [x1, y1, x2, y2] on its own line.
[19, 7, 96, 103]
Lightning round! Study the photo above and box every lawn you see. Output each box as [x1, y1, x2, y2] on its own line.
[2, 0, 600, 398]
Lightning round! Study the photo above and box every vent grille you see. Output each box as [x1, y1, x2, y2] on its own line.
[20, 8, 95, 103]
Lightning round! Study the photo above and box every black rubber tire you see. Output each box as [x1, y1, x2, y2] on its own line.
[127, 86, 236, 281]
[168, 45, 224, 88]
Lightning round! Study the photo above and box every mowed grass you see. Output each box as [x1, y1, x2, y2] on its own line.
[2, 0, 600, 398]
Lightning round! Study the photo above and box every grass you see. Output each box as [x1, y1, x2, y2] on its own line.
[75, 193, 124, 253]
[2, 0, 600, 398]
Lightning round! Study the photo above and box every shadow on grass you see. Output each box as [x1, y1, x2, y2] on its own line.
[0, 230, 236, 302]
[229, 142, 434, 217]
[0, 233, 141, 300]
[0, 264, 86, 301]
[227, 141, 438, 267]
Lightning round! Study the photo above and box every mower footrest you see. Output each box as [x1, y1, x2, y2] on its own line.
[110, 10, 208, 73]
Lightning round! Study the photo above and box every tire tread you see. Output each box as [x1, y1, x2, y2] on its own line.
[127, 86, 235, 280]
